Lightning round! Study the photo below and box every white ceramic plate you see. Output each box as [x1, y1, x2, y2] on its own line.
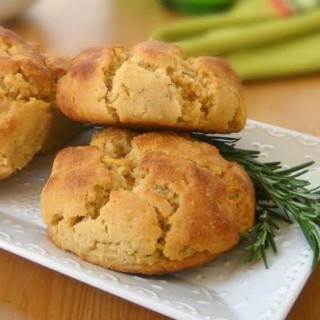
[0, 120, 319, 320]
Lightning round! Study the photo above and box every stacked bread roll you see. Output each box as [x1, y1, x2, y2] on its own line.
[0, 33, 254, 275]
[56, 41, 246, 133]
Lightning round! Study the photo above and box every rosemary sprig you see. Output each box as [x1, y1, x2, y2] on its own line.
[192, 133, 320, 269]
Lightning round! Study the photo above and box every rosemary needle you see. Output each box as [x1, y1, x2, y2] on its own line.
[192, 133, 320, 269]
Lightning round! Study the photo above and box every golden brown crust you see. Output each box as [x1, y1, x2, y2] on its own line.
[0, 27, 80, 180]
[0, 27, 53, 180]
[42, 53, 71, 81]
[0, 27, 53, 97]
[56, 46, 126, 123]
[56, 41, 246, 134]
[41, 127, 255, 275]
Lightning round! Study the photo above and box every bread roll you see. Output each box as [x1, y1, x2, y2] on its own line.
[0, 27, 80, 180]
[41, 127, 255, 275]
[56, 41, 246, 133]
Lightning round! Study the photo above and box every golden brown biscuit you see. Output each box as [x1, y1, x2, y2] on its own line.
[0, 27, 80, 180]
[56, 41, 246, 133]
[41, 127, 255, 275]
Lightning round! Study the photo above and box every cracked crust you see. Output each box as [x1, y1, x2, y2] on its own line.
[0, 27, 81, 180]
[41, 127, 255, 275]
[56, 41, 246, 133]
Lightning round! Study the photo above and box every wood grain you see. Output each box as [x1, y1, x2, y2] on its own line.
[1, 0, 320, 319]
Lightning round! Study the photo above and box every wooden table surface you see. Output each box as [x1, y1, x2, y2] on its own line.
[1, 0, 320, 319]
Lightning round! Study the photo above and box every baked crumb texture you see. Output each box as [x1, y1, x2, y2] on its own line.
[41, 127, 255, 275]
[56, 41, 246, 134]
[0, 27, 81, 180]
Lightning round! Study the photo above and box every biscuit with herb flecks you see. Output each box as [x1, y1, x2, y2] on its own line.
[56, 41, 246, 133]
[41, 127, 255, 275]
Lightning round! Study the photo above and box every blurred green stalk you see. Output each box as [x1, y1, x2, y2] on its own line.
[226, 32, 320, 80]
[175, 9, 320, 57]
[160, 0, 235, 15]
[151, 0, 277, 41]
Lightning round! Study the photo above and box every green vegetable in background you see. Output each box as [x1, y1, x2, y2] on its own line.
[226, 32, 320, 81]
[152, 0, 320, 80]
[152, 0, 277, 41]
[160, 0, 235, 15]
[174, 9, 320, 57]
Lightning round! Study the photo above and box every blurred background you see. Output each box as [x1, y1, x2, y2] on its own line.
[1, 0, 320, 82]
[1, 0, 175, 54]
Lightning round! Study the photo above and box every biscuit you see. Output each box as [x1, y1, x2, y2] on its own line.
[56, 41, 246, 133]
[0, 27, 80, 180]
[41, 127, 255, 275]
